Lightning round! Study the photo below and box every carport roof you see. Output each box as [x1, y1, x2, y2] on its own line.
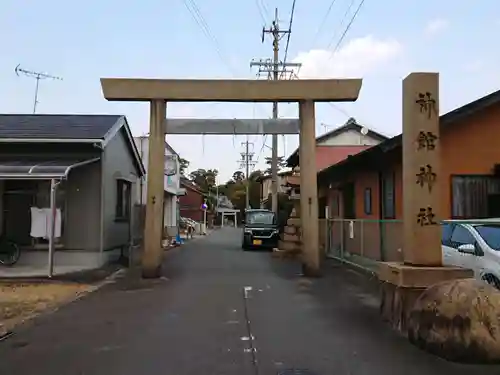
[0, 157, 100, 179]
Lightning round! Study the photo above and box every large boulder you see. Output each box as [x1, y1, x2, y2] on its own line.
[408, 278, 500, 363]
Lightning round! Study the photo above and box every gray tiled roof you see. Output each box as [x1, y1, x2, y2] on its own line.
[0, 114, 123, 139]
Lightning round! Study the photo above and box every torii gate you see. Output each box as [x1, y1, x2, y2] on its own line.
[100, 78, 362, 278]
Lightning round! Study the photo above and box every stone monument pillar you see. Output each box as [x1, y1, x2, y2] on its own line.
[377, 72, 473, 333]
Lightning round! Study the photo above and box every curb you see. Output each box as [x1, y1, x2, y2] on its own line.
[326, 255, 377, 278]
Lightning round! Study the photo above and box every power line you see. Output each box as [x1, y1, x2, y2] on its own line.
[311, 0, 338, 47]
[286, 72, 379, 136]
[254, 0, 267, 24]
[255, 134, 269, 164]
[259, 0, 270, 18]
[281, 0, 297, 74]
[250, 7, 301, 214]
[326, 0, 355, 50]
[182, 0, 271, 159]
[182, 0, 236, 74]
[328, 0, 366, 61]
[183, 0, 274, 127]
[15, 64, 63, 114]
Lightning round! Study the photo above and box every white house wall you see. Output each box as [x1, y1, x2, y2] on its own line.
[317, 129, 380, 146]
[134, 136, 180, 229]
[163, 195, 178, 228]
[134, 136, 182, 197]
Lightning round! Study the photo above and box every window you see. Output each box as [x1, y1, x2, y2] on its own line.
[475, 225, 500, 250]
[381, 172, 395, 219]
[451, 175, 500, 218]
[450, 225, 475, 247]
[441, 223, 454, 245]
[116, 179, 131, 220]
[364, 188, 372, 215]
[342, 183, 356, 219]
[246, 211, 275, 225]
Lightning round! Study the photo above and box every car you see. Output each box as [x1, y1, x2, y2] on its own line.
[441, 220, 500, 289]
[241, 209, 280, 251]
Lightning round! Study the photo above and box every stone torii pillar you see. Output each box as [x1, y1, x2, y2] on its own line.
[142, 100, 167, 278]
[299, 100, 319, 276]
[100, 78, 363, 278]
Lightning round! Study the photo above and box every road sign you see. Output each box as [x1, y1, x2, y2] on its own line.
[201, 203, 208, 210]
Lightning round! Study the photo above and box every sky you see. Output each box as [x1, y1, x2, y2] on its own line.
[1, 0, 499, 183]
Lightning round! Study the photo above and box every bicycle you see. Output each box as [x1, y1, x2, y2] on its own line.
[0, 235, 21, 266]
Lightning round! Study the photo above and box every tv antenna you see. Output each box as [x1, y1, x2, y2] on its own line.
[15, 64, 63, 114]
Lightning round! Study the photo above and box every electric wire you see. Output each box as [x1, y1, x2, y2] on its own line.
[281, 0, 297, 71]
[325, 0, 355, 50]
[183, 0, 235, 74]
[311, 0, 338, 47]
[327, 0, 366, 61]
[255, 0, 267, 24]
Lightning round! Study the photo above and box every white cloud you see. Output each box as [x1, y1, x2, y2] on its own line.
[424, 18, 449, 36]
[292, 35, 402, 78]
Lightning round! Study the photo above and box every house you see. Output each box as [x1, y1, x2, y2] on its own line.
[0, 114, 145, 276]
[134, 136, 185, 238]
[317, 89, 500, 262]
[258, 170, 293, 207]
[286, 117, 389, 170]
[179, 178, 205, 222]
[281, 118, 388, 214]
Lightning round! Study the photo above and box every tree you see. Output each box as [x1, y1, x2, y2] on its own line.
[264, 156, 288, 175]
[230, 189, 246, 211]
[219, 169, 264, 212]
[178, 157, 190, 176]
[248, 170, 263, 209]
[232, 171, 245, 182]
[189, 168, 218, 192]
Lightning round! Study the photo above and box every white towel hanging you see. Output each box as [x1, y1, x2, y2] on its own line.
[30, 207, 47, 238]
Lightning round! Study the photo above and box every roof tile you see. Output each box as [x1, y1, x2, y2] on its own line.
[0, 114, 122, 139]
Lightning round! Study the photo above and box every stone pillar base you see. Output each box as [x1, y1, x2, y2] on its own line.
[142, 264, 163, 279]
[301, 262, 322, 278]
[380, 282, 426, 333]
[378, 262, 473, 334]
[272, 248, 300, 259]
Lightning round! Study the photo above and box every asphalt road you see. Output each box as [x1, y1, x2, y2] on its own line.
[0, 228, 493, 375]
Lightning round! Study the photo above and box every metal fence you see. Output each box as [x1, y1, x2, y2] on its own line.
[319, 219, 404, 273]
[320, 218, 500, 274]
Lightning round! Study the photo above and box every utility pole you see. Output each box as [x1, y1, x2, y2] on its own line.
[15, 64, 63, 114]
[250, 8, 301, 214]
[238, 137, 256, 210]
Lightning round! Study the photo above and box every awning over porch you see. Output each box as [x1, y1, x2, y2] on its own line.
[0, 157, 100, 179]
